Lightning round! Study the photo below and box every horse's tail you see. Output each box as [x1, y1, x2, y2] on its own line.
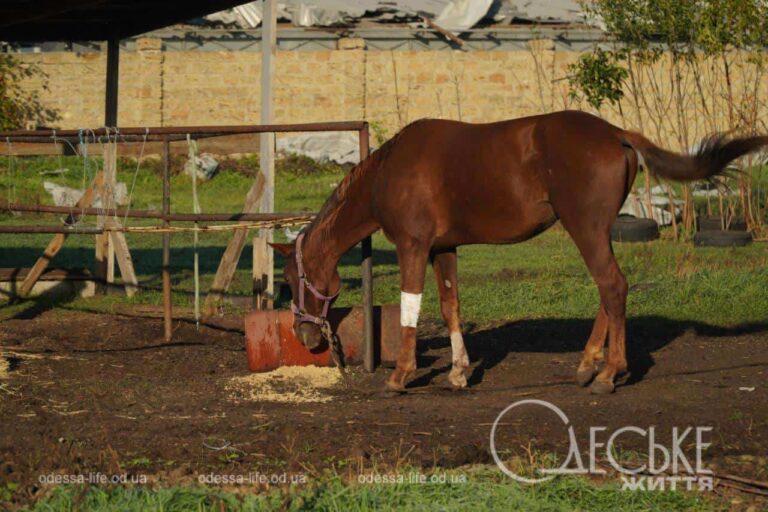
[620, 130, 768, 182]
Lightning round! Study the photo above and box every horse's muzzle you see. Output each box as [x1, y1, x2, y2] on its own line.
[297, 322, 323, 350]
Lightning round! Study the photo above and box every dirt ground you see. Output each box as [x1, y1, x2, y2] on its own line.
[1, 307, 767, 504]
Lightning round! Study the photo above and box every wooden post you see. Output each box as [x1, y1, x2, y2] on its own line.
[252, 236, 269, 310]
[162, 138, 172, 341]
[99, 141, 138, 297]
[359, 124, 375, 373]
[259, 0, 277, 306]
[95, 35, 120, 293]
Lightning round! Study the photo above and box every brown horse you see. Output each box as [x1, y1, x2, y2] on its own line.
[271, 110, 767, 394]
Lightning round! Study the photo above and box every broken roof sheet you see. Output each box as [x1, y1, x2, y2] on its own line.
[202, 0, 588, 32]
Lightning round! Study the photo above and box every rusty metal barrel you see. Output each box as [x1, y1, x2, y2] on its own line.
[244, 305, 401, 372]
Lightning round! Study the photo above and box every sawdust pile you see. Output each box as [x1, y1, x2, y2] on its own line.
[227, 365, 342, 403]
[0, 355, 9, 379]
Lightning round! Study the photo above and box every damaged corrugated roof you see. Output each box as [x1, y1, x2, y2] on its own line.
[200, 0, 588, 33]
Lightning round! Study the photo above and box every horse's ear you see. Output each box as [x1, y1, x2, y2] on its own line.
[269, 242, 294, 257]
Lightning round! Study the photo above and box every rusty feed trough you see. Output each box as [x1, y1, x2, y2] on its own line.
[244, 305, 401, 372]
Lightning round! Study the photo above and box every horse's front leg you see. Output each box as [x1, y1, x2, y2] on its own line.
[386, 239, 431, 391]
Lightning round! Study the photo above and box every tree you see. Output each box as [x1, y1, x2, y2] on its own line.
[568, 0, 768, 235]
[0, 53, 59, 130]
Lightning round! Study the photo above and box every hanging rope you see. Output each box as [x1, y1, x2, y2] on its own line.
[123, 127, 149, 226]
[104, 217, 312, 233]
[187, 134, 202, 329]
[107, 127, 120, 227]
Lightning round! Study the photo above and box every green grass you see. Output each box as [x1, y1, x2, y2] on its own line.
[27, 468, 724, 512]
[1, 156, 767, 325]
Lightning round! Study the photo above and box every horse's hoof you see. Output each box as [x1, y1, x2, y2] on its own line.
[589, 379, 615, 395]
[576, 367, 597, 387]
[448, 366, 468, 388]
[385, 379, 405, 392]
[615, 371, 631, 386]
[385, 369, 414, 391]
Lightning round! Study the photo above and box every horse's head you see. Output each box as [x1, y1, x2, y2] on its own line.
[271, 236, 340, 350]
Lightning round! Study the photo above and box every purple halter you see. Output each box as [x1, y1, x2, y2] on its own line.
[290, 232, 339, 326]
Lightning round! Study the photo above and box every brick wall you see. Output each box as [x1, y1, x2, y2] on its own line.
[15, 38, 768, 150]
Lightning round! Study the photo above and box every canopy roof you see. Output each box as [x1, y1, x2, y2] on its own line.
[0, 0, 251, 41]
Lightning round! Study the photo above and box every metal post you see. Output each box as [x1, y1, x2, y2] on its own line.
[260, 0, 277, 308]
[359, 124, 374, 372]
[104, 36, 119, 126]
[162, 138, 173, 341]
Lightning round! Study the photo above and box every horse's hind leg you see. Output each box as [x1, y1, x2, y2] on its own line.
[576, 305, 608, 387]
[431, 248, 469, 387]
[562, 225, 629, 394]
[386, 238, 432, 391]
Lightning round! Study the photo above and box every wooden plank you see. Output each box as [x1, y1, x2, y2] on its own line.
[99, 140, 138, 298]
[422, 17, 465, 46]
[18, 172, 105, 297]
[18, 234, 66, 297]
[252, 236, 269, 310]
[260, 0, 277, 306]
[203, 171, 266, 317]
[108, 227, 138, 297]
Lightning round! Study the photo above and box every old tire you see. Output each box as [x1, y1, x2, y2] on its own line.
[611, 217, 659, 243]
[697, 216, 747, 232]
[693, 230, 752, 247]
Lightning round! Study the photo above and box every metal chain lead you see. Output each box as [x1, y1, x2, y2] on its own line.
[321, 320, 352, 388]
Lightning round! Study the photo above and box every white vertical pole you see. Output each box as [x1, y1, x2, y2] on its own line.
[260, 0, 277, 306]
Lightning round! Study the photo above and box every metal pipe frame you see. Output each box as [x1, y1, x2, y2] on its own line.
[0, 121, 367, 141]
[3, 203, 311, 222]
[0, 121, 378, 371]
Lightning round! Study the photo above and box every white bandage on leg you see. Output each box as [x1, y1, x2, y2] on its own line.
[450, 331, 469, 367]
[400, 292, 422, 328]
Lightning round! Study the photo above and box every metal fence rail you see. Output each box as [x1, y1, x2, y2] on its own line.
[0, 121, 376, 372]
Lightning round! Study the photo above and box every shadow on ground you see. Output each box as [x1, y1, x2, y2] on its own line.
[410, 316, 768, 389]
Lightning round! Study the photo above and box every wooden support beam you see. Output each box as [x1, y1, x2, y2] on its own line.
[18, 172, 105, 298]
[108, 226, 138, 297]
[203, 172, 266, 317]
[96, 139, 128, 293]
[422, 16, 465, 46]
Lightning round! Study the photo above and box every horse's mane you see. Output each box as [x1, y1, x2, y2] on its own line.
[307, 125, 407, 241]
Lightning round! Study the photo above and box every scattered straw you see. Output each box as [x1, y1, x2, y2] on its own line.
[0, 355, 9, 379]
[227, 365, 342, 404]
